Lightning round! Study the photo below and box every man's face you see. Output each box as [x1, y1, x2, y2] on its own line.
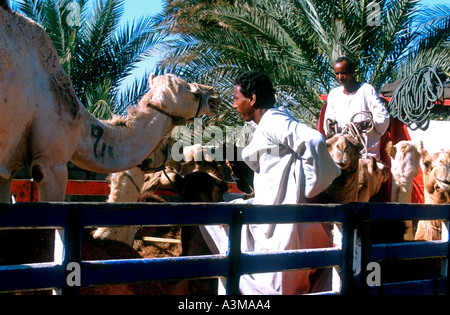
[334, 61, 355, 87]
[232, 85, 255, 122]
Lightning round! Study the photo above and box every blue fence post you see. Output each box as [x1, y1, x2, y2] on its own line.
[337, 204, 356, 294]
[225, 206, 244, 295]
[59, 205, 82, 296]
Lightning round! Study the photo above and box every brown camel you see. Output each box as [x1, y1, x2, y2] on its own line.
[415, 148, 450, 241]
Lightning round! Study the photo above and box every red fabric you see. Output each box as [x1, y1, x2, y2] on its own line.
[318, 102, 327, 137]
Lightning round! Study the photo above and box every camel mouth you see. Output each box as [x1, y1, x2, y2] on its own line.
[436, 178, 450, 191]
[335, 161, 350, 169]
[208, 98, 221, 114]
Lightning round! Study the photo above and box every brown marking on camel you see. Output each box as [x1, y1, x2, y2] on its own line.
[415, 148, 450, 241]
[0, 8, 220, 202]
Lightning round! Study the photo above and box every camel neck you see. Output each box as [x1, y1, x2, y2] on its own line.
[70, 106, 173, 174]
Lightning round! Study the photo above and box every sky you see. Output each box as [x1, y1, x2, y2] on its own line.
[119, 0, 164, 91]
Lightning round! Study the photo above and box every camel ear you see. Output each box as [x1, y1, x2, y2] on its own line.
[148, 73, 155, 89]
[166, 74, 180, 94]
[348, 134, 364, 150]
[326, 135, 338, 148]
[386, 141, 396, 159]
[418, 140, 427, 159]
[370, 155, 378, 171]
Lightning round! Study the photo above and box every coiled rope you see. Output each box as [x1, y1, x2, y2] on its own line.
[388, 65, 445, 131]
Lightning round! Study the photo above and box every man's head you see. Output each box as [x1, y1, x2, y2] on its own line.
[232, 71, 275, 122]
[334, 56, 356, 87]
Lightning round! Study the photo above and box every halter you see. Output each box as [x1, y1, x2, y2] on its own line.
[146, 96, 203, 126]
[327, 111, 374, 159]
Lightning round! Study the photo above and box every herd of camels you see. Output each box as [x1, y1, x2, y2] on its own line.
[1, 1, 450, 294]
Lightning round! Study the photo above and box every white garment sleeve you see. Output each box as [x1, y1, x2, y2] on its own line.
[366, 85, 390, 136]
[265, 113, 341, 199]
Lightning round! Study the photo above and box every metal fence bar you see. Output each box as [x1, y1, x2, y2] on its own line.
[240, 248, 341, 274]
[0, 263, 62, 293]
[81, 255, 229, 287]
[355, 202, 450, 295]
[1, 202, 449, 295]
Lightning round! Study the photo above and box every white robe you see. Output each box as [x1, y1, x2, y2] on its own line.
[324, 83, 390, 158]
[201, 108, 341, 295]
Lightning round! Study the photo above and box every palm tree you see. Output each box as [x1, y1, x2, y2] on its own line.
[154, 0, 450, 128]
[11, 0, 163, 118]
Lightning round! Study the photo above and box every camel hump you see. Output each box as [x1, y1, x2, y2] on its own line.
[0, 7, 81, 118]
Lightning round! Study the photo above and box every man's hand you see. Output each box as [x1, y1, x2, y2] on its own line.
[326, 119, 338, 136]
[354, 120, 372, 132]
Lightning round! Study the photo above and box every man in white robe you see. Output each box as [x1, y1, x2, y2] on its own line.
[201, 71, 341, 294]
[324, 56, 390, 158]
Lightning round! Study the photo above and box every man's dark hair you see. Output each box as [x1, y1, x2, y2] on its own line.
[335, 56, 356, 72]
[234, 71, 276, 109]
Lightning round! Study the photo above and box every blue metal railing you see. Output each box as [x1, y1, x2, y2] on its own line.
[0, 202, 449, 295]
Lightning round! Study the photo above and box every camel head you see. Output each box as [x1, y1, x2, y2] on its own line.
[388, 140, 424, 181]
[326, 134, 363, 171]
[140, 74, 221, 121]
[363, 156, 390, 184]
[174, 172, 229, 202]
[421, 148, 450, 197]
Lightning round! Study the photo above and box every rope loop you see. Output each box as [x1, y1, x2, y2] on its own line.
[388, 65, 445, 131]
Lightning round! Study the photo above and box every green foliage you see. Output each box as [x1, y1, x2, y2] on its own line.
[154, 0, 450, 128]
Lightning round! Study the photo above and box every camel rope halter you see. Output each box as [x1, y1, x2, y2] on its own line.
[327, 111, 375, 159]
[146, 89, 203, 126]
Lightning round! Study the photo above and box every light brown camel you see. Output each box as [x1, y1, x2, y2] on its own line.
[357, 156, 389, 202]
[0, 7, 220, 202]
[387, 140, 423, 203]
[92, 140, 170, 246]
[307, 133, 363, 204]
[93, 143, 224, 246]
[415, 148, 450, 241]
[387, 140, 424, 240]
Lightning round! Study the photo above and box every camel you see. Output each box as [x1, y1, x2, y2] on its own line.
[0, 7, 220, 202]
[92, 143, 225, 246]
[92, 140, 170, 246]
[415, 148, 450, 241]
[387, 140, 424, 240]
[307, 133, 363, 204]
[357, 156, 389, 202]
[387, 141, 424, 203]
[141, 144, 223, 194]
